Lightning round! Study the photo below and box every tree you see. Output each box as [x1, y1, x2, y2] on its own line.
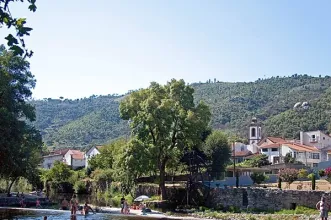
[0, 0, 36, 57]
[284, 153, 295, 164]
[0, 46, 42, 194]
[47, 161, 73, 183]
[203, 130, 231, 179]
[250, 172, 268, 184]
[308, 173, 316, 190]
[278, 168, 299, 187]
[120, 79, 211, 199]
[248, 154, 271, 167]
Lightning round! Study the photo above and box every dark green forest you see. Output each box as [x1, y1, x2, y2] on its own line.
[32, 75, 331, 149]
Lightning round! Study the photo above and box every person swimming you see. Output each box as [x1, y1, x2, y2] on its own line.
[81, 202, 94, 215]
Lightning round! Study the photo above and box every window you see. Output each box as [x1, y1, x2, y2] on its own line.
[312, 153, 320, 159]
[271, 148, 278, 152]
[323, 137, 326, 140]
[313, 163, 318, 168]
[241, 146, 244, 151]
[312, 134, 316, 139]
[251, 128, 256, 137]
[262, 148, 268, 152]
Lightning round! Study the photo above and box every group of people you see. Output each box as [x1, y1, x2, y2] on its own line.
[60, 195, 94, 216]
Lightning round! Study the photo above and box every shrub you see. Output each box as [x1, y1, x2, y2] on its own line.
[278, 168, 298, 185]
[319, 169, 326, 177]
[250, 172, 268, 184]
[298, 169, 308, 179]
[74, 181, 86, 194]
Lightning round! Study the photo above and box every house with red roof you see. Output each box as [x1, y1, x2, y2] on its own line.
[260, 142, 320, 167]
[42, 149, 70, 169]
[64, 150, 85, 169]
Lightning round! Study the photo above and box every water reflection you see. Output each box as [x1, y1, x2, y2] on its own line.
[0, 208, 171, 220]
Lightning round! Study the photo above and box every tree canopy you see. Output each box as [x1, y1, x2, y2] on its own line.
[0, 0, 36, 57]
[30, 75, 331, 149]
[119, 79, 211, 199]
[0, 45, 42, 193]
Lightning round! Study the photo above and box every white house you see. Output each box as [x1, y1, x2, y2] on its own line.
[42, 149, 69, 169]
[64, 150, 85, 169]
[85, 146, 103, 168]
[260, 142, 320, 167]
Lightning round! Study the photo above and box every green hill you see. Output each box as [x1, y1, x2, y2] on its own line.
[32, 75, 331, 149]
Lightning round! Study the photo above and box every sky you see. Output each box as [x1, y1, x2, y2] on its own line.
[2, 0, 331, 99]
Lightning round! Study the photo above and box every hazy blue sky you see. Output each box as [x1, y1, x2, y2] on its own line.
[2, 0, 331, 99]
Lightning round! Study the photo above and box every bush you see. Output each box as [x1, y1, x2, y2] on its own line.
[319, 169, 326, 177]
[278, 168, 298, 185]
[74, 181, 87, 194]
[250, 172, 268, 184]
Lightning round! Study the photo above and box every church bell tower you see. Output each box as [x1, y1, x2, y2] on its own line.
[249, 117, 261, 145]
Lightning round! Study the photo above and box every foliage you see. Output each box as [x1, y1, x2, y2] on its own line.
[298, 169, 308, 179]
[308, 173, 316, 190]
[278, 168, 299, 185]
[277, 177, 281, 189]
[74, 181, 86, 194]
[0, 0, 36, 57]
[250, 172, 268, 184]
[325, 167, 331, 182]
[31, 75, 331, 148]
[235, 154, 271, 168]
[0, 46, 42, 193]
[46, 161, 73, 183]
[119, 79, 211, 199]
[203, 130, 231, 179]
[283, 153, 295, 164]
[319, 169, 326, 177]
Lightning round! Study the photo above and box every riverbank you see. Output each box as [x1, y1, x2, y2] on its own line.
[0, 206, 322, 220]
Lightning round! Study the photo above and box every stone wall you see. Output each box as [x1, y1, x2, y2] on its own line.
[210, 188, 331, 211]
[136, 184, 331, 211]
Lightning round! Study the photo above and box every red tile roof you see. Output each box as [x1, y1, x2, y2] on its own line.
[232, 151, 252, 157]
[72, 154, 84, 160]
[260, 143, 319, 152]
[260, 143, 281, 149]
[52, 149, 70, 156]
[268, 137, 286, 143]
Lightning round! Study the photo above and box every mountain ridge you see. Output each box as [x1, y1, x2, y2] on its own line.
[32, 75, 331, 149]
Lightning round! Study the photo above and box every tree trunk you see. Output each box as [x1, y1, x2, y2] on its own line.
[7, 177, 18, 196]
[159, 161, 167, 200]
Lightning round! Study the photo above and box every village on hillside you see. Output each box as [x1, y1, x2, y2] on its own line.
[41, 117, 331, 188]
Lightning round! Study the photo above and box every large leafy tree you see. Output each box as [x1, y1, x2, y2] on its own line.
[0, 0, 36, 57]
[0, 45, 42, 194]
[203, 130, 231, 179]
[120, 79, 211, 199]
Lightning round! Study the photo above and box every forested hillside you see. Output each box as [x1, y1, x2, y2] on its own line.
[32, 75, 331, 149]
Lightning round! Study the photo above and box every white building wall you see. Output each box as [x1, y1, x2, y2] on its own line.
[72, 158, 85, 169]
[42, 155, 63, 169]
[301, 131, 331, 149]
[64, 150, 73, 166]
[85, 147, 101, 168]
[260, 148, 281, 164]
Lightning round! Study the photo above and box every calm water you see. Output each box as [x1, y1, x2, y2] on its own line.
[0, 209, 170, 220]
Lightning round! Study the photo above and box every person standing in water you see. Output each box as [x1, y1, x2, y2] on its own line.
[316, 196, 330, 220]
[70, 195, 78, 215]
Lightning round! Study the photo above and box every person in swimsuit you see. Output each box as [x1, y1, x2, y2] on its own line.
[61, 198, 69, 210]
[316, 196, 330, 220]
[70, 195, 78, 215]
[81, 202, 94, 215]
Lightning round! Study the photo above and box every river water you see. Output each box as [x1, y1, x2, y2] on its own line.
[0, 208, 171, 220]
